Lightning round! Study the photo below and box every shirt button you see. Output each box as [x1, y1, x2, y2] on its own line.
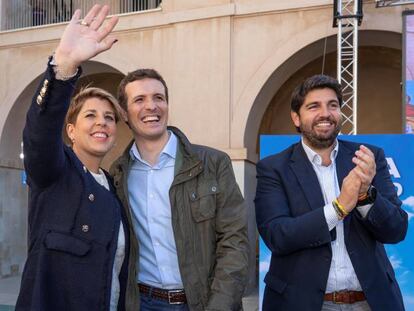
[81, 224, 89, 232]
[88, 193, 95, 202]
[211, 186, 217, 192]
[149, 194, 154, 199]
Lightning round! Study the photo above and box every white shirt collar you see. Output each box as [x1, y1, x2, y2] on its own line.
[129, 130, 177, 164]
[301, 138, 339, 166]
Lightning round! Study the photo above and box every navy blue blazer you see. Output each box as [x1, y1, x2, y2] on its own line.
[16, 63, 131, 311]
[255, 139, 408, 311]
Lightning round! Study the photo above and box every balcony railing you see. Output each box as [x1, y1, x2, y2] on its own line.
[1, 0, 162, 31]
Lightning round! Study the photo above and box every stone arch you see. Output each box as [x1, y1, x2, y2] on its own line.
[237, 29, 401, 161]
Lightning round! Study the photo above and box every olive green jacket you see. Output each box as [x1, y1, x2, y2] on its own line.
[110, 126, 249, 311]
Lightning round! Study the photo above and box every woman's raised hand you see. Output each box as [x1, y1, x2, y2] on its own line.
[54, 4, 119, 75]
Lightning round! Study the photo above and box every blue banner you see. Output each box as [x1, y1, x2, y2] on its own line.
[259, 134, 414, 310]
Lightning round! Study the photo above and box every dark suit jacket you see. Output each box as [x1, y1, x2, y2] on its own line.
[255, 139, 408, 311]
[16, 63, 132, 311]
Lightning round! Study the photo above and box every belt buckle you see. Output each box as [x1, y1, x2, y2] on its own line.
[168, 289, 184, 305]
[332, 291, 345, 304]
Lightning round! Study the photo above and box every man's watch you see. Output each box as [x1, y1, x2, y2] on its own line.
[356, 185, 377, 207]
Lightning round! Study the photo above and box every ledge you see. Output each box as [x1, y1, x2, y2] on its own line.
[0, 159, 24, 170]
[0, 1, 336, 49]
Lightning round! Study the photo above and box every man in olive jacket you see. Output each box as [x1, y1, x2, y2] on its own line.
[110, 68, 249, 311]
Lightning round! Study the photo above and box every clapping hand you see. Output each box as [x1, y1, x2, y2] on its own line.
[338, 169, 362, 213]
[54, 4, 119, 76]
[337, 145, 376, 212]
[352, 145, 376, 194]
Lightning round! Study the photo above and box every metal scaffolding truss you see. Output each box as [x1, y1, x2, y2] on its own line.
[333, 0, 363, 135]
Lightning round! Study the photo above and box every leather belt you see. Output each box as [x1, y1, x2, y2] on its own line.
[324, 291, 366, 304]
[138, 283, 187, 305]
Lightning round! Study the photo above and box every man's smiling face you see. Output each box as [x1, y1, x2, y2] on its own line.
[291, 87, 342, 150]
[125, 78, 169, 143]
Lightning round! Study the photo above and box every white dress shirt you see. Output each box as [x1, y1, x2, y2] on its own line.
[301, 139, 372, 293]
[128, 131, 183, 289]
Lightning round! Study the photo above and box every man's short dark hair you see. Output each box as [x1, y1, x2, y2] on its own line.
[290, 74, 343, 113]
[117, 68, 169, 111]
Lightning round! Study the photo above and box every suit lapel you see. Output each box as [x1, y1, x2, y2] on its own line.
[336, 140, 356, 236]
[335, 140, 355, 189]
[289, 143, 325, 211]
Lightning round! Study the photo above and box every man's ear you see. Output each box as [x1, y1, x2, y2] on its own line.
[291, 111, 300, 128]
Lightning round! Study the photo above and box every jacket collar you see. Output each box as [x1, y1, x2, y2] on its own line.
[289, 139, 354, 210]
[289, 139, 356, 235]
[334, 140, 356, 236]
[112, 126, 202, 181]
[168, 126, 203, 184]
[289, 142, 325, 211]
[112, 141, 133, 177]
[334, 139, 355, 189]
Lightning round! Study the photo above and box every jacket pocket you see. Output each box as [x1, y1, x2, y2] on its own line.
[44, 231, 91, 256]
[190, 181, 220, 222]
[264, 274, 288, 294]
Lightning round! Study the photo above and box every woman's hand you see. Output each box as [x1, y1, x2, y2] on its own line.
[54, 4, 119, 75]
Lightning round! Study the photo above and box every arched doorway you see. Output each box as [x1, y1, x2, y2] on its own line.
[244, 30, 402, 157]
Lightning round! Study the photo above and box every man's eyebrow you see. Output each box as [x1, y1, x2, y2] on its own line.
[153, 93, 166, 97]
[131, 94, 145, 101]
[304, 101, 319, 107]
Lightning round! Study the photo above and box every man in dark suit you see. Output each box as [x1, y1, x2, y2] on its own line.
[255, 75, 408, 311]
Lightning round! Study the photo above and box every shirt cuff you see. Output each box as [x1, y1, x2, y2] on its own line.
[356, 203, 373, 218]
[324, 203, 341, 231]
